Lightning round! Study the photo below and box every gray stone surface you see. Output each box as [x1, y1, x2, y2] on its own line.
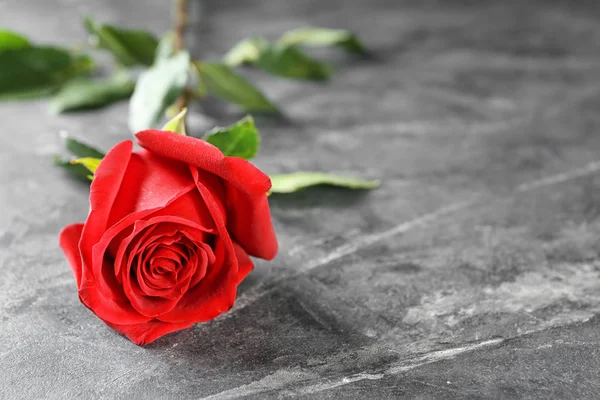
[2, 0, 600, 398]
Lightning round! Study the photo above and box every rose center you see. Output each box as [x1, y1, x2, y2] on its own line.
[123, 227, 215, 302]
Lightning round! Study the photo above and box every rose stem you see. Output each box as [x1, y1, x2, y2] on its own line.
[174, 0, 187, 51]
[174, 0, 191, 114]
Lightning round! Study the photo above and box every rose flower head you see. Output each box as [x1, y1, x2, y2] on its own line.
[59, 130, 278, 345]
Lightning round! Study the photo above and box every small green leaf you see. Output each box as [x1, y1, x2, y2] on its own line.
[0, 30, 31, 51]
[60, 133, 105, 158]
[161, 107, 187, 135]
[204, 115, 260, 160]
[71, 157, 102, 176]
[195, 62, 277, 112]
[50, 74, 135, 113]
[84, 17, 158, 67]
[164, 103, 181, 119]
[223, 36, 268, 66]
[277, 27, 366, 54]
[257, 45, 332, 81]
[53, 156, 94, 182]
[269, 172, 380, 193]
[0, 47, 95, 101]
[128, 51, 190, 132]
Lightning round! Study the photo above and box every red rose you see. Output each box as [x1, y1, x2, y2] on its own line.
[59, 131, 278, 345]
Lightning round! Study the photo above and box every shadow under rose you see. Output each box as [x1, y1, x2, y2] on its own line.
[139, 282, 373, 393]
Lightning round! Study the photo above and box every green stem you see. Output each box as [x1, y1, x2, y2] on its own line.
[174, 0, 187, 51]
[173, 0, 190, 115]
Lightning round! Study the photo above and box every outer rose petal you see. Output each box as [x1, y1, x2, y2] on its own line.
[77, 141, 152, 325]
[59, 223, 84, 286]
[104, 319, 195, 346]
[234, 242, 254, 285]
[106, 149, 196, 228]
[135, 130, 278, 260]
[79, 140, 133, 290]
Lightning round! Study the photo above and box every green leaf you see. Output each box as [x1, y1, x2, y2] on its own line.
[84, 17, 158, 67]
[161, 107, 187, 135]
[50, 74, 135, 113]
[195, 62, 277, 112]
[60, 133, 105, 158]
[204, 115, 260, 160]
[128, 51, 190, 132]
[0, 30, 31, 52]
[55, 133, 104, 181]
[277, 27, 366, 54]
[71, 157, 102, 177]
[223, 36, 268, 66]
[0, 47, 95, 101]
[53, 156, 94, 182]
[269, 172, 380, 193]
[257, 45, 332, 81]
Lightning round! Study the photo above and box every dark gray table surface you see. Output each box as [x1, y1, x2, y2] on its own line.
[2, 0, 600, 398]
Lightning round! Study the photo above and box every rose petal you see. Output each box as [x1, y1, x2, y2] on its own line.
[186, 243, 212, 288]
[114, 217, 210, 274]
[74, 141, 152, 325]
[106, 149, 196, 228]
[116, 223, 159, 282]
[78, 256, 152, 324]
[117, 223, 162, 279]
[118, 223, 194, 298]
[222, 171, 278, 260]
[79, 140, 133, 291]
[151, 247, 183, 266]
[233, 242, 254, 285]
[135, 130, 278, 260]
[151, 257, 178, 274]
[104, 319, 195, 346]
[136, 245, 177, 297]
[59, 223, 84, 286]
[151, 188, 218, 231]
[133, 236, 207, 300]
[122, 270, 180, 318]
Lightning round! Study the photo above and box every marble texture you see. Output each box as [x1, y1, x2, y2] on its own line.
[2, 0, 600, 398]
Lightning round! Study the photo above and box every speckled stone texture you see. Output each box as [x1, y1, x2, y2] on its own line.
[2, 0, 600, 398]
